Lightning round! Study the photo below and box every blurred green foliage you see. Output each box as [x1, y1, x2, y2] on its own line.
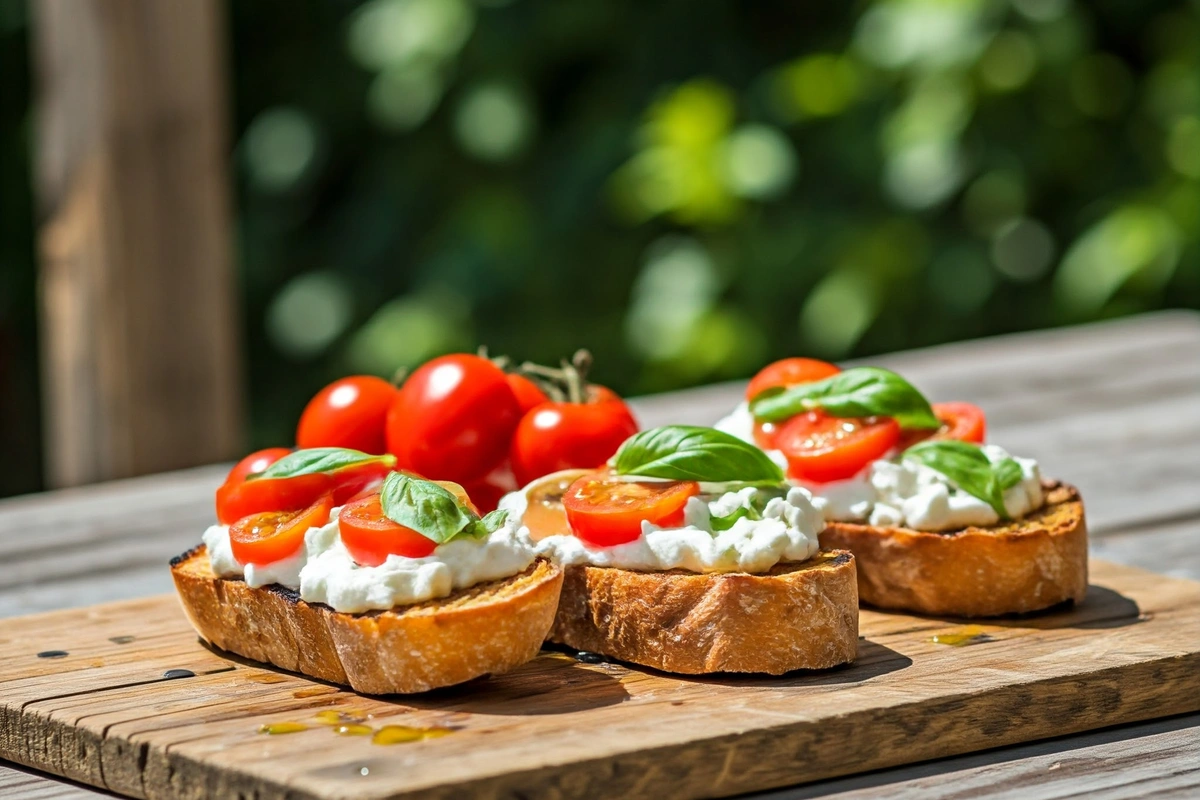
[2, 0, 1200, 494]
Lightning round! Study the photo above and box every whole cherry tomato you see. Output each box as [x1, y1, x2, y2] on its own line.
[225, 448, 292, 484]
[745, 358, 840, 402]
[509, 397, 639, 487]
[386, 354, 522, 485]
[296, 376, 398, 455]
[229, 493, 333, 565]
[776, 411, 900, 484]
[463, 462, 518, 514]
[562, 472, 699, 547]
[506, 374, 550, 414]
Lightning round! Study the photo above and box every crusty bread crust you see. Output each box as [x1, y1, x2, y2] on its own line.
[549, 551, 859, 674]
[818, 481, 1087, 618]
[171, 547, 563, 694]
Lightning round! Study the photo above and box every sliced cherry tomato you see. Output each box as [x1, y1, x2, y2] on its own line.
[337, 493, 438, 564]
[386, 354, 521, 485]
[297, 376, 398, 455]
[215, 473, 333, 525]
[229, 493, 333, 566]
[898, 401, 987, 449]
[931, 402, 986, 443]
[510, 398, 639, 487]
[776, 411, 900, 483]
[329, 459, 396, 505]
[745, 358, 841, 402]
[519, 469, 589, 541]
[562, 472, 699, 547]
[225, 447, 292, 484]
[506, 374, 550, 415]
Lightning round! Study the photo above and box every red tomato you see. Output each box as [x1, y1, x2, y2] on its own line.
[386, 354, 521, 484]
[229, 493, 333, 565]
[506, 374, 550, 414]
[776, 411, 901, 483]
[510, 399, 639, 487]
[931, 402, 986, 443]
[329, 459, 396, 505]
[296, 376, 397, 455]
[215, 473, 332, 525]
[745, 358, 841, 401]
[587, 384, 625, 406]
[562, 473, 699, 547]
[463, 462, 518, 514]
[337, 493, 438, 564]
[225, 447, 291, 484]
[898, 402, 987, 449]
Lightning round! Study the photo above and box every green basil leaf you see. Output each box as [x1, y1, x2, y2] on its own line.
[709, 504, 761, 532]
[377, 472, 477, 546]
[901, 440, 1015, 519]
[749, 367, 940, 430]
[463, 509, 509, 539]
[250, 447, 393, 481]
[612, 426, 784, 483]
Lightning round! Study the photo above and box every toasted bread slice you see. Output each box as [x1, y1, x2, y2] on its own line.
[171, 546, 564, 694]
[818, 481, 1087, 618]
[549, 550, 859, 674]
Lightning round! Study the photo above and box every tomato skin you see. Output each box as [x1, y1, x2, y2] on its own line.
[225, 448, 292, 484]
[229, 493, 333, 565]
[216, 473, 333, 525]
[562, 473, 700, 547]
[463, 462, 518, 514]
[506, 374, 550, 415]
[898, 402, 987, 449]
[297, 376, 397, 455]
[337, 494, 438, 564]
[776, 412, 901, 484]
[746, 358, 841, 402]
[329, 460, 395, 505]
[510, 399, 639, 488]
[386, 354, 522, 485]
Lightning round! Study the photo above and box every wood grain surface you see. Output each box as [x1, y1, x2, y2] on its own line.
[2, 560, 1198, 800]
[2, 310, 1200, 799]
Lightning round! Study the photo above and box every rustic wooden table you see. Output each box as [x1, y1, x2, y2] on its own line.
[3, 310, 1199, 799]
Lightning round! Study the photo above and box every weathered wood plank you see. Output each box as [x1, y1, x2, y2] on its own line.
[1, 561, 1198, 800]
[31, 0, 242, 487]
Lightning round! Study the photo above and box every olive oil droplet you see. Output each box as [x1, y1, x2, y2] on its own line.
[371, 725, 453, 745]
[314, 709, 368, 725]
[334, 724, 373, 736]
[259, 722, 308, 735]
[930, 625, 994, 647]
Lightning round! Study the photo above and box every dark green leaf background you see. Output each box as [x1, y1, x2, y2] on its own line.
[2, 0, 1198, 496]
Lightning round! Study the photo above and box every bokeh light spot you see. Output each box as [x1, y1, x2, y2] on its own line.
[626, 236, 720, 360]
[799, 270, 879, 357]
[721, 125, 798, 200]
[884, 141, 966, 210]
[1166, 116, 1200, 179]
[1010, 0, 1069, 23]
[453, 82, 535, 162]
[855, 0, 991, 70]
[979, 31, 1038, 92]
[266, 271, 354, 359]
[347, 0, 475, 71]
[775, 54, 861, 118]
[368, 64, 444, 132]
[344, 287, 473, 373]
[990, 217, 1055, 282]
[928, 246, 996, 314]
[1055, 206, 1181, 314]
[242, 107, 319, 193]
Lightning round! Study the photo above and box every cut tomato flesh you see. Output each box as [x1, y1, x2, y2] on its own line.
[562, 472, 699, 547]
[776, 411, 901, 483]
[745, 358, 841, 402]
[216, 473, 333, 525]
[229, 493, 333, 565]
[898, 402, 987, 449]
[337, 494, 438, 565]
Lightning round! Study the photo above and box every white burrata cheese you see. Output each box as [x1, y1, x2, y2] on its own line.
[202, 506, 538, 614]
[714, 402, 1045, 532]
[501, 484, 823, 573]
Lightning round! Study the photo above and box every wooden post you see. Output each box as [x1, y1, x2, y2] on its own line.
[30, 0, 243, 486]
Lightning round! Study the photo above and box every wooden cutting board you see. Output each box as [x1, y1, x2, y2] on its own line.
[3, 559, 1199, 800]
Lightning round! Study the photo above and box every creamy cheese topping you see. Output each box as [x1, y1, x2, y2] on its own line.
[501, 484, 822, 573]
[202, 507, 538, 613]
[715, 402, 1045, 532]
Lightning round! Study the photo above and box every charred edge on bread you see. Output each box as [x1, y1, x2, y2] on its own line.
[169, 545, 204, 568]
[264, 583, 302, 605]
